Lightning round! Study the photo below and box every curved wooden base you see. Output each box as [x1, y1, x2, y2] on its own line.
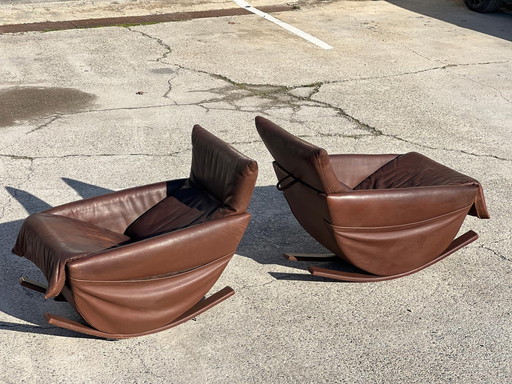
[283, 252, 336, 262]
[291, 231, 478, 282]
[43, 286, 234, 339]
[19, 279, 234, 339]
[19, 277, 66, 301]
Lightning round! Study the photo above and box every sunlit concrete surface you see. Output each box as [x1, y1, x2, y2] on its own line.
[0, 0, 511, 383]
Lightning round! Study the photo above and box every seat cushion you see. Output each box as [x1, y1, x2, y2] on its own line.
[12, 212, 130, 298]
[354, 152, 480, 190]
[124, 181, 223, 240]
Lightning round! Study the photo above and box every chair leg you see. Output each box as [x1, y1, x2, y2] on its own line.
[283, 252, 337, 262]
[308, 230, 479, 282]
[19, 277, 66, 301]
[45, 286, 235, 339]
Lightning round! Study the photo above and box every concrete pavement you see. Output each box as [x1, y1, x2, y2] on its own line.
[0, 0, 511, 383]
[0, 0, 305, 26]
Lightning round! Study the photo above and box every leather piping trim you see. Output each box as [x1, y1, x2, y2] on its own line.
[325, 204, 472, 231]
[67, 252, 234, 283]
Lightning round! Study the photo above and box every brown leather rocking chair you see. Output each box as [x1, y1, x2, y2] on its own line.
[12, 125, 258, 338]
[255, 116, 489, 282]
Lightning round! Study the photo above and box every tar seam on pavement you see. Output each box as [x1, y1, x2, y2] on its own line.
[0, 4, 294, 34]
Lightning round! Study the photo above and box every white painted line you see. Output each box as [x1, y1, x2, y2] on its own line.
[232, 0, 333, 50]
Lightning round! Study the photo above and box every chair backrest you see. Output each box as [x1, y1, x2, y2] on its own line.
[255, 116, 349, 194]
[255, 116, 348, 255]
[124, 126, 257, 240]
[190, 125, 258, 214]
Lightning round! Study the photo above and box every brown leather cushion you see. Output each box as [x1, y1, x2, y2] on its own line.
[12, 212, 129, 298]
[124, 181, 223, 239]
[255, 116, 348, 194]
[355, 152, 480, 190]
[126, 126, 258, 239]
[190, 125, 258, 214]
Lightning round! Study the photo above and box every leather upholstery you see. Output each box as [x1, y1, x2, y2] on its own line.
[124, 179, 222, 239]
[13, 125, 258, 336]
[255, 117, 348, 194]
[190, 125, 258, 215]
[255, 116, 489, 278]
[13, 213, 130, 298]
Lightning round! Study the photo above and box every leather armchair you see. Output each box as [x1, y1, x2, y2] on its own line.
[255, 116, 489, 282]
[13, 125, 258, 338]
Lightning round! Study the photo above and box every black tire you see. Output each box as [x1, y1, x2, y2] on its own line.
[464, 0, 504, 12]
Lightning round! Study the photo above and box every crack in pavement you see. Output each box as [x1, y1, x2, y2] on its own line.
[12, 28, 510, 163]
[163, 65, 382, 136]
[0, 149, 192, 161]
[165, 64, 512, 160]
[27, 115, 62, 134]
[444, 66, 512, 105]
[237, 276, 277, 292]
[119, 28, 512, 155]
[479, 239, 511, 262]
[130, 339, 170, 380]
[24, 104, 177, 135]
[125, 26, 173, 64]
[325, 60, 511, 85]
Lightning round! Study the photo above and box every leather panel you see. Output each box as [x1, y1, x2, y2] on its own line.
[329, 205, 471, 275]
[274, 164, 345, 258]
[326, 184, 479, 227]
[355, 152, 489, 218]
[256, 116, 348, 194]
[190, 125, 258, 215]
[12, 213, 129, 298]
[67, 213, 251, 282]
[328, 154, 398, 189]
[46, 180, 173, 234]
[70, 255, 232, 334]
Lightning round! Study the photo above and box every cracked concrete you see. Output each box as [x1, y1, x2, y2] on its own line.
[0, 0, 314, 25]
[0, 0, 511, 383]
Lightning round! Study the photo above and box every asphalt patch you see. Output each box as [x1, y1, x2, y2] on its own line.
[0, 86, 96, 127]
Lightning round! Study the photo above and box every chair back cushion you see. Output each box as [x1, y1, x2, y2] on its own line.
[124, 126, 258, 239]
[255, 116, 349, 194]
[124, 180, 224, 239]
[189, 125, 258, 214]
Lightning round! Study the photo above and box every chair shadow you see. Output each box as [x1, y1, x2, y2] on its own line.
[237, 185, 363, 282]
[386, 0, 512, 42]
[1, 180, 114, 338]
[237, 185, 327, 265]
[61, 177, 113, 199]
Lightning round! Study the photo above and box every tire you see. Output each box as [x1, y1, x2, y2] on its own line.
[464, 0, 504, 12]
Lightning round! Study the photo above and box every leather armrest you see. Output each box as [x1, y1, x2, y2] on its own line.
[45, 179, 186, 234]
[66, 213, 251, 282]
[326, 184, 480, 227]
[328, 154, 398, 189]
